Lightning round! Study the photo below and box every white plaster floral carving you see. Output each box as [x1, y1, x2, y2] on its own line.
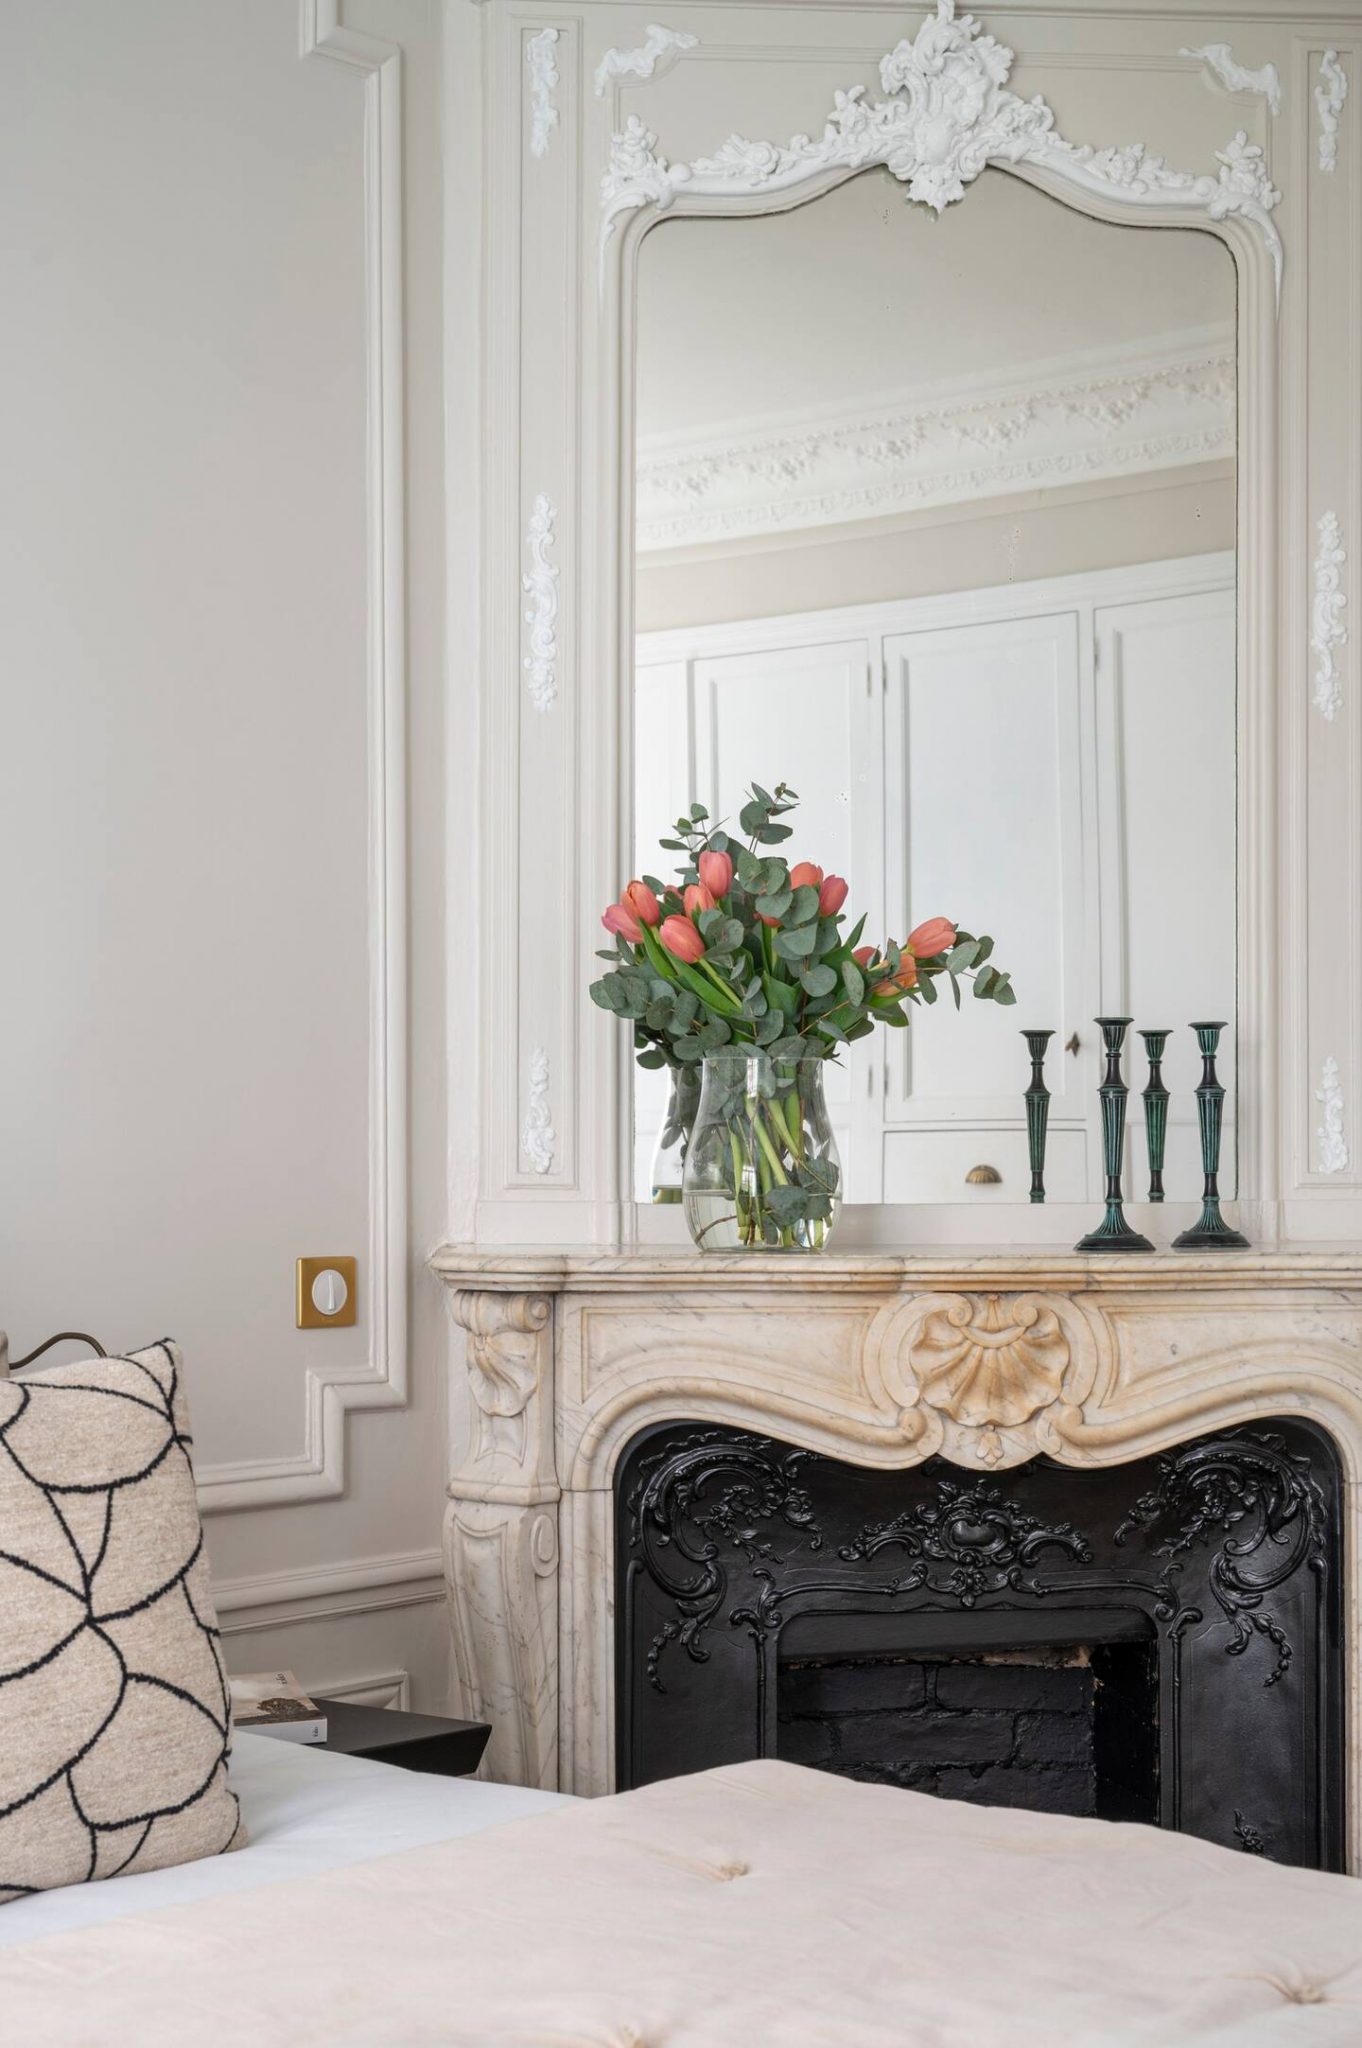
[909, 1293, 1070, 1432]
[522, 1047, 558, 1176]
[1317, 50, 1348, 173]
[594, 25, 697, 98]
[527, 26, 560, 159]
[637, 335, 1235, 548]
[1181, 44, 1282, 118]
[1317, 1058, 1349, 1176]
[522, 493, 559, 711]
[1312, 512, 1347, 723]
[599, 1, 1283, 297]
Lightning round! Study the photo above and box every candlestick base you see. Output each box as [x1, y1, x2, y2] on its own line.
[1172, 1200, 1250, 1250]
[1075, 1203, 1155, 1253]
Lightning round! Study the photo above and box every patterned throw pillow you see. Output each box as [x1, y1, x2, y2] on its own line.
[0, 1341, 244, 1900]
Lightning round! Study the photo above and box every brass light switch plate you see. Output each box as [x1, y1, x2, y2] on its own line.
[296, 1256, 358, 1329]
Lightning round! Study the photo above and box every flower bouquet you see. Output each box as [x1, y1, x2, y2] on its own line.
[592, 782, 1015, 1251]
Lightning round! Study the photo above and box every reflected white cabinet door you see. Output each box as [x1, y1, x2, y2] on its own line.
[635, 638, 881, 1196]
[1096, 585, 1237, 1196]
[882, 610, 1092, 1202]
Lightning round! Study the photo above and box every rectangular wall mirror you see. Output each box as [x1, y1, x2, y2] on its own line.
[631, 167, 1238, 1213]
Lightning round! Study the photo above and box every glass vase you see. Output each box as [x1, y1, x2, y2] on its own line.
[682, 1051, 842, 1253]
[648, 1064, 701, 1204]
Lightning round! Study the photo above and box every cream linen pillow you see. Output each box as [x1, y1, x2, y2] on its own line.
[0, 1340, 244, 1900]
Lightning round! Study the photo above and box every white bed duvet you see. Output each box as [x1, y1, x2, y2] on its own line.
[0, 1755, 1358, 2045]
[0, 1730, 568, 1950]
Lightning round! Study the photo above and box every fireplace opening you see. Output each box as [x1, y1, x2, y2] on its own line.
[776, 1609, 1159, 1822]
[615, 1418, 1344, 1869]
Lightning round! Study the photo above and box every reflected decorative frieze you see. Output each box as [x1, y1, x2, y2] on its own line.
[1317, 1057, 1349, 1177]
[1312, 511, 1347, 722]
[1180, 44, 1282, 117]
[522, 493, 559, 711]
[522, 1047, 557, 1175]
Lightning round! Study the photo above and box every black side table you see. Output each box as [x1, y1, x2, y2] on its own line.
[316, 1698, 491, 1778]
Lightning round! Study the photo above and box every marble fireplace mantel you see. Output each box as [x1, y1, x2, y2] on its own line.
[431, 1243, 1362, 1863]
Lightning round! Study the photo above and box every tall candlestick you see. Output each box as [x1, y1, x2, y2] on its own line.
[1139, 1029, 1170, 1203]
[1172, 1022, 1249, 1249]
[1022, 1030, 1053, 1204]
[1075, 1017, 1154, 1253]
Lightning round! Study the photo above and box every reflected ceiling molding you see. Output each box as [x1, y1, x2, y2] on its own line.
[637, 331, 1235, 551]
[1316, 1058, 1349, 1177]
[523, 493, 560, 711]
[527, 26, 560, 160]
[594, 25, 698, 98]
[1311, 511, 1347, 723]
[600, 1, 1283, 300]
[522, 1049, 558, 1175]
[1180, 44, 1282, 119]
[1317, 51, 1348, 174]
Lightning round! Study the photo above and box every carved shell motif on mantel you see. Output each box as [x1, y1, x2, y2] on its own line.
[448, 1291, 553, 1464]
[862, 1291, 1100, 1469]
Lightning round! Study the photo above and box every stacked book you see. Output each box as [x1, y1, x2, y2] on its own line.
[229, 1671, 328, 1745]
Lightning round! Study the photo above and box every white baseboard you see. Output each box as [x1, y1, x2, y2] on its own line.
[215, 1547, 444, 1635]
[319, 1668, 412, 1711]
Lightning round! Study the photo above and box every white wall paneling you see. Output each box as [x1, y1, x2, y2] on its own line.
[465, 0, 1362, 1246]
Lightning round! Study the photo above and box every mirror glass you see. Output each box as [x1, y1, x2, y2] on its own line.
[632, 168, 1237, 1207]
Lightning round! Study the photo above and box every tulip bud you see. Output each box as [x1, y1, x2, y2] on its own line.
[852, 946, 875, 967]
[789, 861, 824, 893]
[660, 914, 706, 964]
[819, 873, 849, 916]
[906, 917, 957, 960]
[602, 903, 644, 946]
[621, 879, 661, 927]
[697, 849, 733, 899]
[684, 883, 716, 917]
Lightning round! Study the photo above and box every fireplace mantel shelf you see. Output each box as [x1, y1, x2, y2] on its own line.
[432, 1238, 1362, 1864]
[431, 1242, 1362, 1296]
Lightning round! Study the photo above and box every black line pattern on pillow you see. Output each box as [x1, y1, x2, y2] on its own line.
[0, 1341, 242, 1900]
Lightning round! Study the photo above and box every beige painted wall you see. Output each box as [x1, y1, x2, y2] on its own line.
[636, 463, 1236, 632]
[1, 0, 453, 1708]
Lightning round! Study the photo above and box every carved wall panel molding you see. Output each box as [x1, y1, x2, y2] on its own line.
[594, 25, 697, 98]
[1317, 1057, 1350, 1176]
[1312, 511, 1347, 723]
[1181, 44, 1282, 118]
[1317, 50, 1348, 174]
[522, 494, 559, 712]
[527, 27, 560, 160]
[600, 2, 1283, 296]
[637, 332, 1234, 549]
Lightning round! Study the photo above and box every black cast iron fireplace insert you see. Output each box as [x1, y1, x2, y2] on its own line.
[614, 1419, 1344, 1871]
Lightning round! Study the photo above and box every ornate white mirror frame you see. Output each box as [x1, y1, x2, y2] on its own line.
[462, 0, 1361, 1252]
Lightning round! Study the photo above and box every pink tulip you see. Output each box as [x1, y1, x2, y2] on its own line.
[602, 903, 643, 945]
[906, 917, 957, 960]
[853, 946, 875, 967]
[621, 879, 661, 927]
[684, 883, 716, 917]
[757, 910, 781, 928]
[875, 958, 917, 998]
[698, 849, 733, 899]
[660, 914, 705, 964]
[789, 861, 824, 893]
[819, 873, 849, 916]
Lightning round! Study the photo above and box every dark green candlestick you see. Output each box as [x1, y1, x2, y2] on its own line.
[1139, 1029, 1170, 1203]
[1075, 1017, 1154, 1253]
[1172, 1022, 1249, 1250]
[1022, 1030, 1053, 1203]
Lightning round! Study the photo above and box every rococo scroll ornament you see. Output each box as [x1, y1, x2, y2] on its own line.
[449, 1291, 552, 1419]
[599, 1, 1283, 295]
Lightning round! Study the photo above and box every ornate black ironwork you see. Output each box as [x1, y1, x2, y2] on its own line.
[1139, 1029, 1170, 1203]
[837, 1477, 1092, 1605]
[1113, 1433, 1328, 1686]
[625, 1430, 824, 1690]
[1075, 1017, 1155, 1252]
[1234, 1811, 1268, 1856]
[1022, 1029, 1054, 1204]
[1172, 1021, 1250, 1249]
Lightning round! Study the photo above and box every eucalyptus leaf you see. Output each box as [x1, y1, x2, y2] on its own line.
[774, 925, 818, 960]
[801, 963, 838, 998]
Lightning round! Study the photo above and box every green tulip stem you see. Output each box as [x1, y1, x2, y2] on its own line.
[754, 1111, 791, 1187]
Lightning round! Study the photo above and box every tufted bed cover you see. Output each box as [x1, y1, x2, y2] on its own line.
[2, 1758, 1359, 2044]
